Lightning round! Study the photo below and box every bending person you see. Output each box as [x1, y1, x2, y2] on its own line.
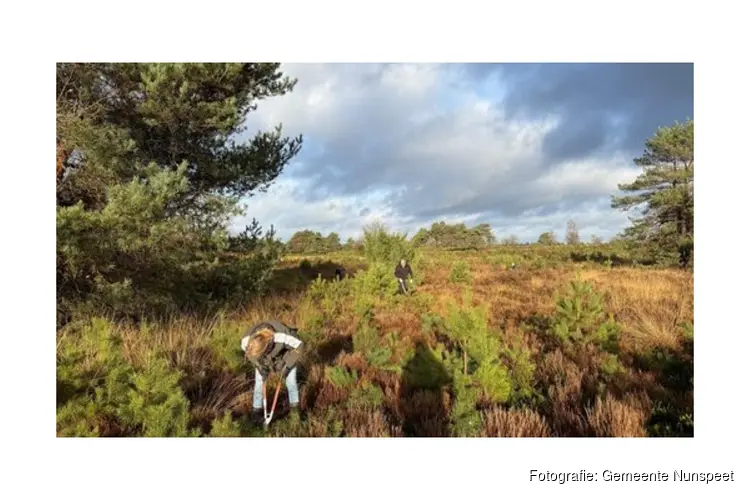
[241, 320, 303, 420]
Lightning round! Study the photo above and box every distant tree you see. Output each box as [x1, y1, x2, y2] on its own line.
[286, 230, 323, 253]
[565, 220, 581, 245]
[411, 221, 494, 249]
[538, 231, 557, 245]
[590, 235, 603, 245]
[500, 235, 519, 245]
[411, 228, 430, 246]
[325, 232, 342, 251]
[473, 223, 496, 246]
[611, 119, 694, 266]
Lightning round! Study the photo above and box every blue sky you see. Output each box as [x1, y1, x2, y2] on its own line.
[234, 63, 693, 243]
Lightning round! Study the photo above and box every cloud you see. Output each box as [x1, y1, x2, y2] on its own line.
[235, 63, 693, 242]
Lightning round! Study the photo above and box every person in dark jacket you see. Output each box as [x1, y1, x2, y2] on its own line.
[240, 320, 304, 418]
[394, 258, 414, 294]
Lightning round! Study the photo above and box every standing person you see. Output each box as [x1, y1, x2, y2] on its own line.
[240, 320, 304, 422]
[394, 258, 414, 294]
[335, 267, 345, 281]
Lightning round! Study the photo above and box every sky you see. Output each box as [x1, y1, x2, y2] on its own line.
[233, 63, 693, 243]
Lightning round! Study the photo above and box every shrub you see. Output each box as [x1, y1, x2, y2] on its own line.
[56, 317, 199, 437]
[552, 278, 620, 352]
[450, 370, 482, 437]
[325, 366, 359, 389]
[209, 411, 242, 437]
[499, 342, 538, 405]
[586, 394, 650, 437]
[441, 294, 513, 435]
[362, 221, 416, 265]
[353, 321, 380, 356]
[346, 380, 385, 410]
[600, 353, 625, 377]
[116, 357, 197, 437]
[474, 361, 512, 403]
[449, 260, 472, 284]
[352, 262, 399, 299]
[402, 343, 452, 391]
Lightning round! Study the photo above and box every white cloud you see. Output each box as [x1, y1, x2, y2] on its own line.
[236, 63, 649, 241]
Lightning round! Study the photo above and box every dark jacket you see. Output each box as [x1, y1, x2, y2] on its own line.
[394, 263, 413, 280]
[243, 320, 303, 378]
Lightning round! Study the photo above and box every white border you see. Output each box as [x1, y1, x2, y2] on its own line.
[2, 0, 747, 498]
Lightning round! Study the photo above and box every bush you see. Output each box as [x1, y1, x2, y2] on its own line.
[362, 221, 416, 265]
[325, 366, 359, 389]
[450, 370, 482, 437]
[346, 380, 384, 410]
[209, 411, 242, 437]
[499, 342, 538, 405]
[441, 294, 513, 435]
[57, 165, 281, 325]
[57, 317, 199, 437]
[551, 279, 620, 352]
[480, 408, 551, 437]
[353, 321, 380, 356]
[449, 260, 472, 284]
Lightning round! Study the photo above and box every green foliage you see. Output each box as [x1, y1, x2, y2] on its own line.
[449, 260, 472, 284]
[325, 366, 359, 389]
[450, 370, 482, 437]
[679, 322, 694, 342]
[347, 380, 385, 410]
[57, 318, 198, 437]
[362, 221, 418, 265]
[538, 231, 557, 245]
[611, 119, 694, 267]
[552, 279, 621, 352]
[499, 342, 538, 405]
[209, 321, 249, 373]
[306, 275, 351, 320]
[474, 361, 512, 403]
[268, 408, 345, 437]
[116, 357, 197, 437]
[444, 293, 500, 365]
[353, 262, 400, 298]
[441, 294, 513, 435]
[648, 401, 694, 437]
[402, 343, 453, 391]
[353, 320, 380, 355]
[412, 221, 495, 250]
[209, 411, 242, 437]
[353, 322, 410, 374]
[600, 353, 625, 377]
[286, 230, 342, 254]
[57, 63, 300, 325]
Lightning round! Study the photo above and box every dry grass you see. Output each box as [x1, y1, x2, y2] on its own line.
[480, 408, 552, 437]
[586, 393, 652, 437]
[58, 247, 693, 437]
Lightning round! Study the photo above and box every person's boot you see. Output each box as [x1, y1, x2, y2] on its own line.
[250, 408, 264, 426]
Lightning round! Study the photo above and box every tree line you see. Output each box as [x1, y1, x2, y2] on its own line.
[283, 119, 694, 265]
[282, 220, 595, 253]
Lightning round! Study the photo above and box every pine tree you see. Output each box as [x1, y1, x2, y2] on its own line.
[612, 119, 694, 266]
[56, 63, 301, 323]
